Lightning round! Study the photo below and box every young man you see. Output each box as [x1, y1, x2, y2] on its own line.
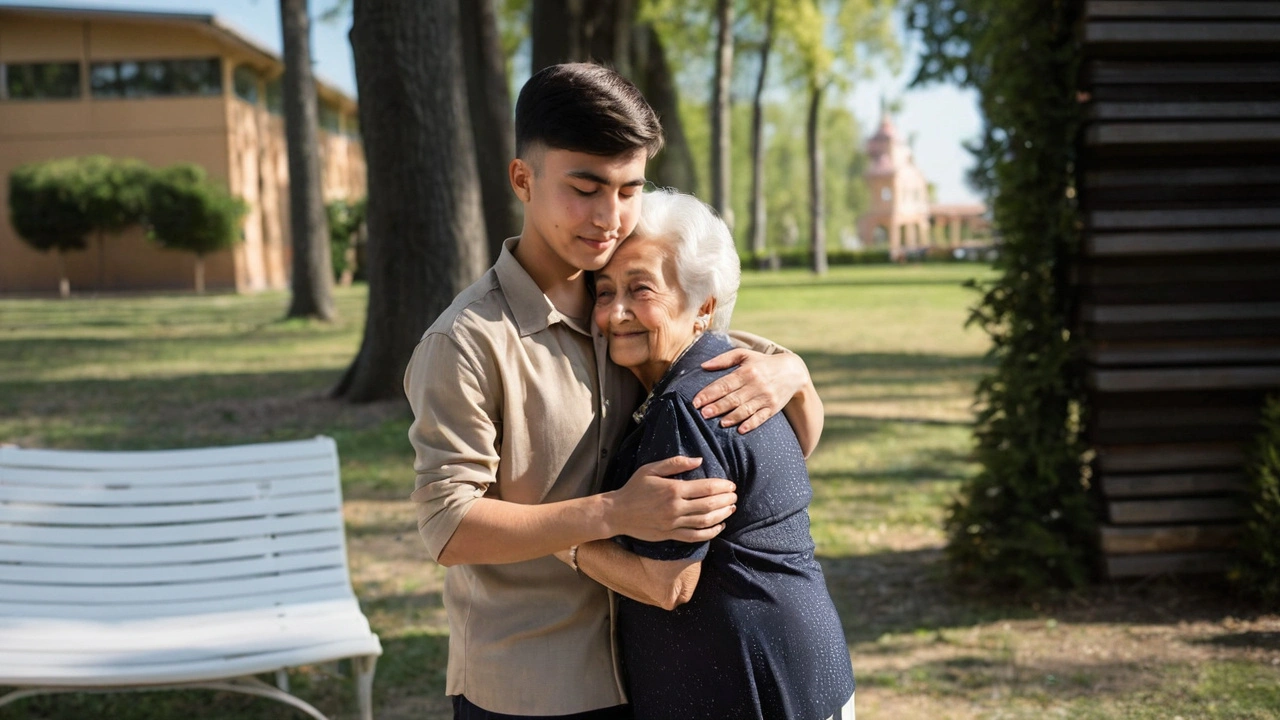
[405, 63, 823, 719]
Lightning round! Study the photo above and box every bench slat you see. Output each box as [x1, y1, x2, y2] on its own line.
[0, 637, 384, 686]
[1, 492, 339, 527]
[0, 566, 354, 604]
[0, 529, 342, 566]
[0, 607, 372, 655]
[0, 474, 335, 505]
[0, 584, 362, 621]
[0, 456, 337, 488]
[0, 437, 335, 471]
[0, 547, 346, 585]
[2, 510, 342, 546]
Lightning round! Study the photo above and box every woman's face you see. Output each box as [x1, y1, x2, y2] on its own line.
[593, 234, 704, 390]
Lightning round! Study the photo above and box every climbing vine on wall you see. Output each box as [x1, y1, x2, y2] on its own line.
[906, 0, 1096, 590]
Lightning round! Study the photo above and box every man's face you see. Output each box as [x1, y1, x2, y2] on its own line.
[512, 146, 648, 273]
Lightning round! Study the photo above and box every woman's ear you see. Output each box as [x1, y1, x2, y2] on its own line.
[509, 158, 532, 203]
[696, 297, 717, 330]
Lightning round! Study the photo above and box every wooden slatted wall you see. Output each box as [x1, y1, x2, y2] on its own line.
[1078, 0, 1280, 578]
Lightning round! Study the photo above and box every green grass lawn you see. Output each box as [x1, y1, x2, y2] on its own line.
[3, 264, 1278, 720]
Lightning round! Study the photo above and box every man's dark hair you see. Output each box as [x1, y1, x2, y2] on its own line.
[515, 63, 664, 159]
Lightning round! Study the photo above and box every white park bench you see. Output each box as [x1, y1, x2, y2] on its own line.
[0, 436, 382, 720]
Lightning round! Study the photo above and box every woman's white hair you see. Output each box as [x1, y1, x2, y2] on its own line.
[633, 189, 740, 332]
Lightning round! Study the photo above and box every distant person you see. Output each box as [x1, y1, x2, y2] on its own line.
[558, 189, 855, 720]
[405, 63, 824, 720]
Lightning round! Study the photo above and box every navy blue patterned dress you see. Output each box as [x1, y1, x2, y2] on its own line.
[603, 333, 855, 720]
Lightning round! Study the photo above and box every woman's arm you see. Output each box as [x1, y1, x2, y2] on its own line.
[556, 540, 701, 611]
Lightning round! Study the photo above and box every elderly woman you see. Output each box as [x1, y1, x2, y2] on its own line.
[558, 190, 855, 720]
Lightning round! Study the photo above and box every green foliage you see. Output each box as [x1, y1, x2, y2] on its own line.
[146, 164, 247, 257]
[1231, 394, 1280, 605]
[8, 158, 94, 255]
[326, 197, 367, 281]
[907, 0, 1096, 591]
[78, 154, 152, 234]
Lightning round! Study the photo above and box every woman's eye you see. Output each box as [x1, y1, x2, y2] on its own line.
[595, 289, 614, 302]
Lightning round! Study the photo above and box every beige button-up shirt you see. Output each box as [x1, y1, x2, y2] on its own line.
[405, 238, 641, 715]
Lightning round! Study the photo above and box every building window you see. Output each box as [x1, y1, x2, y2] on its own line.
[881, 187, 892, 202]
[3, 62, 81, 100]
[233, 65, 260, 104]
[264, 76, 283, 115]
[319, 100, 341, 134]
[90, 58, 222, 98]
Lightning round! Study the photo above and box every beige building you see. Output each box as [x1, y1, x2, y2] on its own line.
[857, 111, 988, 259]
[0, 5, 365, 294]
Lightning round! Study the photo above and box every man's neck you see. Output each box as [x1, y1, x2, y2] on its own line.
[512, 233, 592, 319]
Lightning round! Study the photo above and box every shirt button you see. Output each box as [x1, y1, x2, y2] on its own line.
[600, 448, 608, 458]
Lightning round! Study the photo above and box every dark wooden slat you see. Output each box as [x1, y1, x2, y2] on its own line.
[1100, 472, 1247, 498]
[1087, 122, 1280, 146]
[1109, 497, 1245, 524]
[1088, 229, 1280, 255]
[1088, 61, 1280, 85]
[1100, 524, 1242, 554]
[1086, 22, 1280, 44]
[1091, 405, 1259, 430]
[1077, 260, 1280, 285]
[1085, 302, 1280, 323]
[1085, 166, 1280, 189]
[1091, 366, 1280, 392]
[1090, 344, 1280, 366]
[1090, 208, 1280, 231]
[1090, 101, 1280, 120]
[1096, 443, 1244, 473]
[1105, 551, 1230, 578]
[1086, 1, 1280, 20]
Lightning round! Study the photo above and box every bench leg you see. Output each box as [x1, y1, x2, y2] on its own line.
[354, 654, 378, 720]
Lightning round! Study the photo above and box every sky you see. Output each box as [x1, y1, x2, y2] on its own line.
[4, 0, 984, 204]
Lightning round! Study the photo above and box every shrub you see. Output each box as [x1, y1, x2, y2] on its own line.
[1232, 394, 1280, 604]
[326, 197, 366, 283]
[146, 164, 247, 293]
[8, 158, 94, 297]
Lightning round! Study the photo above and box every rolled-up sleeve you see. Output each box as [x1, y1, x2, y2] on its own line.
[404, 331, 502, 561]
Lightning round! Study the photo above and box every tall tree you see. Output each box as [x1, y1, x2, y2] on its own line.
[747, 0, 777, 265]
[334, 0, 488, 402]
[530, 0, 697, 192]
[779, 0, 898, 273]
[710, 0, 734, 227]
[460, 0, 522, 262]
[281, 0, 337, 320]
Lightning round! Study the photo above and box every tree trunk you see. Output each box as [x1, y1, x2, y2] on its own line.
[710, 0, 734, 229]
[531, 0, 582, 70]
[56, 251, 70, 299]
[634, 24, 697, 192]
[748, 0, 775, 267]
[334, 0, 487, 402]
[96, 231, 106, 292]
[281, 0, 337, 321]
[807, 83, 827, 275]
[530, 3, 696, 194]
[194, 256, 206, 294]
[460, 0, 520, 263]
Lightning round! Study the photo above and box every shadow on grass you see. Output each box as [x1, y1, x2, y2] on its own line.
[1193, 631, 1280, 650]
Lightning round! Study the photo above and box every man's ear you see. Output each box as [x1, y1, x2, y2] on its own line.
[510, 158, 533, 203]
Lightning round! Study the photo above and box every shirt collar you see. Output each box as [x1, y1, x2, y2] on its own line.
[494, 236, 590, 338]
